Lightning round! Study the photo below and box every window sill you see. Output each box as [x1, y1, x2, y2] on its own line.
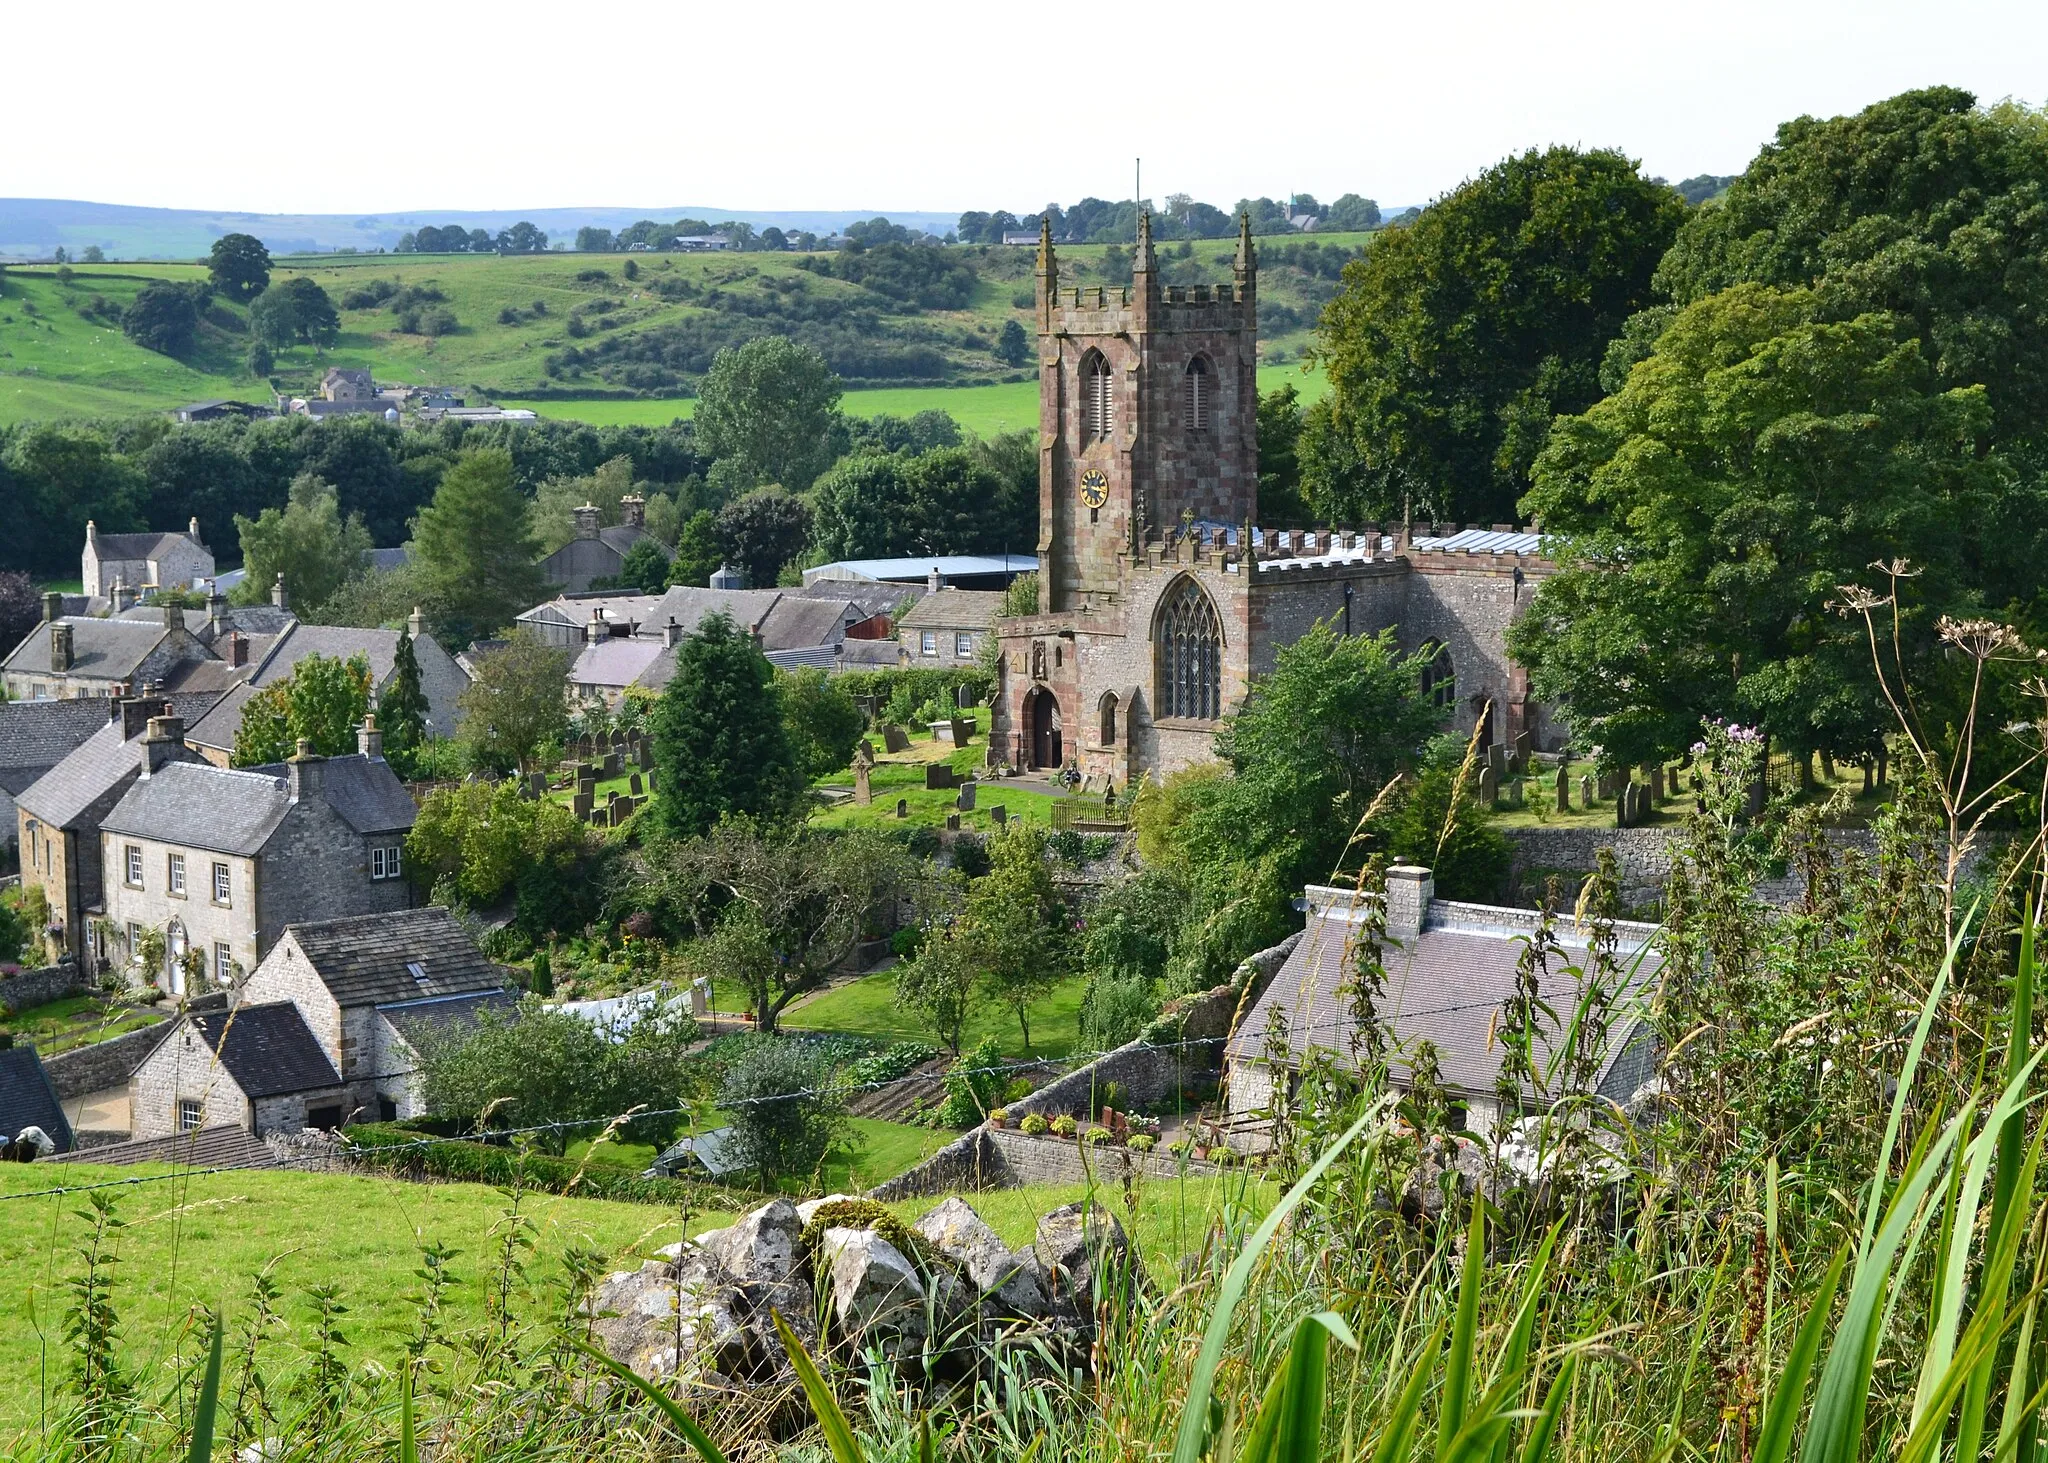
[1151, 717, 1221, 732]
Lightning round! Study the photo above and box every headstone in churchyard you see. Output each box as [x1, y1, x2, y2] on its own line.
[956, 684, 977, 709]
[1505, 751, 1522, 778]
[896, 798, 908, 819]
[883, 725, 910, 754]
[636, 739, 654, 770]
[1486, 744, 1507, 783]
[603, 751, 623, 778]
[1556, 766, 1570, 813]
[1597, 770, 1617, 801]
[948, 714, 973, 745]
[1578, 774, 1592, 810]
[945, 814, 960, 831]
[577, 777, 595, 801]
[1515, 729, 1534, 765]
[854, 694, 880, 721]
[1480, 764, 1499, 808]
[1614, 784, 1631, 828]
[857, 738, 874, 763]
[646, 767, 656, 790]
[1650, 764, 1665, 804]
[628, 771, 642, 795]
[572, 792, 592, 821]
[956, 782, 976, 811]
[990, 805, 1007, 826]
[925, 764, 957, 791]
[854, 758, 872, 806]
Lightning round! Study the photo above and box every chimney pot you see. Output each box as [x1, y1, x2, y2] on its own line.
[620, 494, 646, 529]
[189, 516, 203, 543]
[271, 573, 289, 610]
[86, 520, 97, 544]
[407, 606, 424, 640]
[287, 739, 324, 803]
[928, 565, 942, 594]
[573, 503, 601, 540]
[663, 616, 682, 648]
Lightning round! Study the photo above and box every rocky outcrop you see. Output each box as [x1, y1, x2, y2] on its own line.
[589, 1195, 1130, 1390]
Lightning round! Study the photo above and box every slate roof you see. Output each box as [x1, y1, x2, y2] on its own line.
[279, 907, 507, 1008]
[801, 554, 1037, 585]
[90, 531, 195, 560]
[16, 718, 201, 830]
[1227, 890, 1662, 1106]
[836, 638, 906, 669]
[759, 595, 858, 650]
[185, 1003, 342, 1098]
[897, 589, 1005, 632]
[363, 547, 412, 574]
[100, 753, 415, 855]
[3, 618, 177, 680]
[0, 1045, 73, 1152]
[248, 623, 402, 689]
[377, 990, 519, 1053]
[0, 699, 113, 796]
[598, 524, 670, 558]
[50, 1125, 276, 1169]
[570, 637, 667, 690]
[182, 682, 256, 752]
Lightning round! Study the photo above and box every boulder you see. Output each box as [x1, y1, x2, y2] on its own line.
[701, 1198, 803, 1283]
[588, 1245, 732, 1381]
[819, 1228, 927, 1355]
[914, 1196, 1050, 1316]
[1032, 1203, 1133, 1313]
[795, 1193, 862, 1225]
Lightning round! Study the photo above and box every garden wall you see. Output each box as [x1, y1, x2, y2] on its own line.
[0, 961, 91, 1015]
[44, 1022, 170, 1099]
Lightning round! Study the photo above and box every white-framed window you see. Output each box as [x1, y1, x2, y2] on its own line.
[955, 632, 974, 658]
[124, 845, 143, 887]
[176, 1098, 203, 1133]
[215, 942, 233, 986]
[371, 845, 404, 880]
[920, 631, 938, 657]
[212, 862, 231, 904]
[126, 922, 142, 959]
[167, 853, 186, 897]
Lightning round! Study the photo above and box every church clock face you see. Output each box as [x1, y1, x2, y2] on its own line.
[1078, 468, 1110, 509]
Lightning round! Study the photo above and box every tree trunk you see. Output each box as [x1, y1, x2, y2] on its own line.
[1017, 1007, 1032, 1052]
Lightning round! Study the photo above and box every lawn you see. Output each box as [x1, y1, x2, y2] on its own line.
[0, 994, 167, 1056]
[0, 1154, 1273, 1433]
[786, 966, 1089, 1061]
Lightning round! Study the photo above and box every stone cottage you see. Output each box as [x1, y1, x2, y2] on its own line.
[237, 906, 514, 1123]
[0, 697, 115, 853]
[15, 698, 209, 963]
[2, 597, 215, 702]
[1223, 866, 1660, 1143]
[539, 495, 673, 594]
[899, 586, 1005, 666]
[127, 1003, 346, 1141]
[98, 722, 417, 995]
[81, 518, 215, 600]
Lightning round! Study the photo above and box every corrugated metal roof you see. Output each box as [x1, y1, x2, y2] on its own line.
[802, 554, 1037, 584]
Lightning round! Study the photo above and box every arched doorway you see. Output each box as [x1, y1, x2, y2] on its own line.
[1028, 687, 1063, 770]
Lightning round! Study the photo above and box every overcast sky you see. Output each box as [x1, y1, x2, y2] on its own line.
[6, 0, 2043, 216]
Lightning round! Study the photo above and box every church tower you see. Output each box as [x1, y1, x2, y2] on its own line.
[1034, 212, 1260, 613]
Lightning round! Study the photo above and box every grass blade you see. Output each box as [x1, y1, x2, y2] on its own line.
[399, 1359, 418, 1463]
[1366, 1320, 1447, 1463]
[1519, 1354, 1579, 1463]
[1171, 1108, 1376, 1463]
[1437, 1200, 1489, 1459]
[1753, 1244, 1850, 1463]
[185, 1309, 223, 1463]
[1858, 917, 1965, 1259]
[1272, 1313, 1357, 1463]
[772, 1308, 864, 1463]
[573, 1340, 729, 1463]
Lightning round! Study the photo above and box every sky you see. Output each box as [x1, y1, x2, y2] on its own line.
[6, 0, 2044, 216]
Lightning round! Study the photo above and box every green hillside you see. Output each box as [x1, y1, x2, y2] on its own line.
[0, 235, 1364, 427]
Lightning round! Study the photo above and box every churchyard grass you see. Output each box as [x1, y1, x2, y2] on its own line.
[784, 964, 1089, 1060]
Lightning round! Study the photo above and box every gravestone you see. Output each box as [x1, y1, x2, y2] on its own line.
[948, 714, 973, 745]
[883, 725, 911, 754]
[603, 751, 623, 778]
[1650, 764, 1665, 804]
[854, 694, 880, 721]
[896, 798, 909, 819]
[1505, 751, 1522, 779]
[637, 739, 654, 770]
[857, 738, 875, 763]
[1515, 729, 1534, 765]
[629, 772, 643, 796]
[945, 814, 961, 831]
[646, 767, 656, 790]
[925, 764, 957, 791]
[956, 782, 976, 812]
[1555, 766, 1570, 813]
[1597, 770, 1617, 801]
[572, 792, 592, 821]
[577, 777, 596, 801]
[990, 805, 1007, 826]
[854, 758, 872, 806]
[1486, 744, 1507, 783]
[1479, 764, 1499, 808]
[1578, 775, 1592, 810]
[955, 684, 977, 709]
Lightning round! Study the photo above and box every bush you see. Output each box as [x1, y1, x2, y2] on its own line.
[718, 1038, 847, 1186]
[988, 1107, 1010, 1125]
[1019, 1113, 1049, 1135]
[933, 1034, 1006, 1128]
[840, 1040, 941, 1089]
[341, 1124, 728, 1205]
[1051, 1114, 1078, 1138]
[1083, 1126, 1114, 1145]
[1128, 1133, 1156, 1152]
[1079, 971, 1158, 1053]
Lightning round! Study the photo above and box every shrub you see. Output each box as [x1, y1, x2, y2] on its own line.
[933, 1034, 1005, 1127]
[988, 1107, 1010, 1126]
[1127, 1133, 1156, 1152]
[1018, 1113, 1049, 1135]
[840, 1040, 941, 1089]
[1051, 1114, 1078, 1138]
[1083, 1126, 1114, 1145]
[341, 1124, 729, 1205]
[718, 1038, 847, 1186]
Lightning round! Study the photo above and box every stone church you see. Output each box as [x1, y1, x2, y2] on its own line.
[991, 215, 1560, 785]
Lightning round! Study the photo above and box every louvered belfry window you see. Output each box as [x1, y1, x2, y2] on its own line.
[1158, 580, 1223, 720]
[1082, 352, 1113, 442]
[1185, 356, 1210, 431]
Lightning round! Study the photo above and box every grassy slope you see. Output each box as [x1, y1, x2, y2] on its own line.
[0, 236, 1355, 426]
[0, 1158, 1270, 1430]
[786, 966, 1089, 1060]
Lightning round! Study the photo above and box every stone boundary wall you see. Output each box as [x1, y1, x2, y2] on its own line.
[45, 1023, 172, 1099]
[1505, 827, 1889, 907]
[868, 1129, 998, 1201]
[985, 1128, 1217, 1187]
[0, 962, 91, 1015]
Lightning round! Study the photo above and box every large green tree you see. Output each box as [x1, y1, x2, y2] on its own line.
[808, 445, 1033, 562]
[714, 487, 810, 588]
[666, 509, 724, 588]
[232, 473, 371, 617]
[692, 336, 842, 491]
[955, 824, 1068, 1052]
[411, 448, 546, 644]
[1316, 146, 1685, 523]
[779, 667, 863, 781]
[121, 282, 201, 356]
[207, 233, 271, 302]
[454, 632, 570, 774]
[648, 612, 801, 838]
[379, 627, 430, 774]
[233, 653, 373, 766]
[1511, 285, 2003, 768]
[249, 277, 340, 348]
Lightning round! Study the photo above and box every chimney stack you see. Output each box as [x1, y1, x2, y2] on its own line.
[226, 630, 248, 668]
[663, 615, 682, 648]
[111, 579, 135, 613]
[85, 520, 97, 546]
[42, 591, 63, 624]
[188, 516, 203, 544]
[207, 587, 228, 639]
[164, 601, 182, 631]
[119, 693, 168, 739]
[49, 623, 74, 672]
[139, 716, 185, 778]
[1383, 864, 1435, 944]
[585, 607, 607, 645]
[928, 565, 942, 594]
[573, 503, 601, 540]
[407, 606, 424, 641]
[270, 573, 289, 611]
[620, 494, 645, 529]
[287, 739, 324, 803]
[357, 713, 384, 761]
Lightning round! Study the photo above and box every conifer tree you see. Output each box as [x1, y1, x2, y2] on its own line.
[380, 627, 429, 776]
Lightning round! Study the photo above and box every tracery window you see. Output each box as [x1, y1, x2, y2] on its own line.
[1082, 351, 1113, 443]
[1156, 580, 1222, 721]
[1184, 356, 1210, 431]
[1419, 640, 1455, 709]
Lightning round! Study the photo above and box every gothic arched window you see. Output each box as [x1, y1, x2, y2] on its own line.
[1419, 639, 1455, 709]
[1184, 356, 1211, 432]
[1099, 691, 1119, 746]
[1156, 579, 1223, 721]
[1082, 351, 1113, 443]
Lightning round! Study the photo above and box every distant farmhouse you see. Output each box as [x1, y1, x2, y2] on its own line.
[898, 585, 1005, 666]
[538, 495, 672, 594]
[673, 234, 731, 251]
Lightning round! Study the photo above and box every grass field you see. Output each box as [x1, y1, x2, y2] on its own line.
[787, 965, 1089, 1060]
[0, 238, 1353, 426]
[0, 1156, 1271, 1430]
